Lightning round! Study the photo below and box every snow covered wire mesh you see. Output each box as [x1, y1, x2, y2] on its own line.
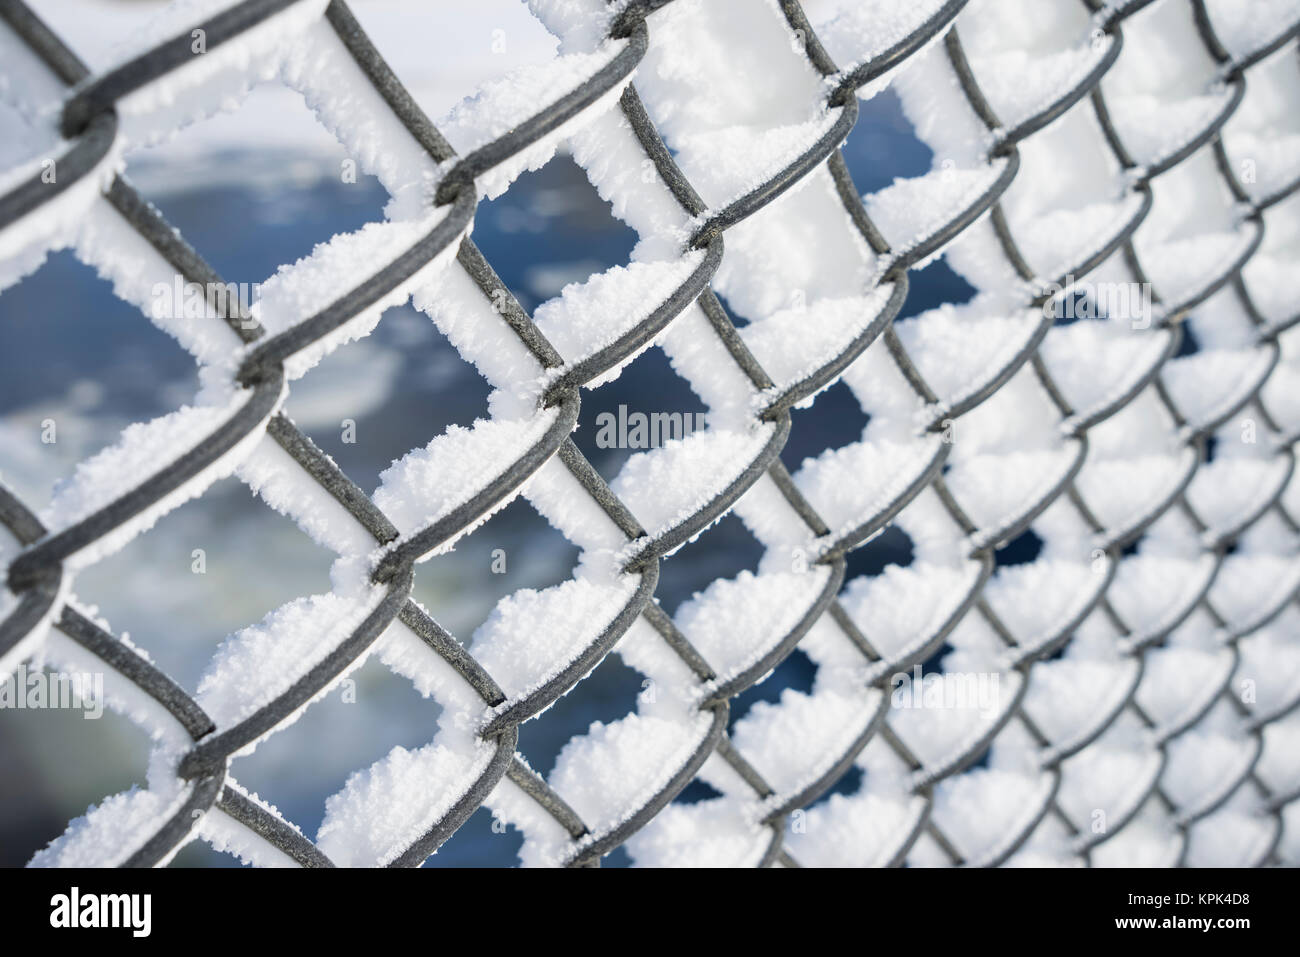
[2, 0, 1300, 868]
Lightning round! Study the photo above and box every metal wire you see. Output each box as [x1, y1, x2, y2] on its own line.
[0, 0, 1297, 868]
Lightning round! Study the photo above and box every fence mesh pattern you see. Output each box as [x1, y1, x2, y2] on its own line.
[2, 0, 1300, 867]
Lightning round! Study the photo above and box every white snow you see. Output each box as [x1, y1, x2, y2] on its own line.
[865, 159, 1011, 261]
[196, 587, 387, 740]
[610, 425, 779, 546]
[791, 432, 945, 543]
[436, 41, 634, 202]
[1201, 0, 1300, 62]
[544, 708, 715, 848]
[804, 0, 952, 98]
[624, 797, 772, 868]
[914, 768, 1057, 865]
[316, 732, 498, 866]
[533, 251, 707, 389]
[29, 782, 194, 868]
[736, 287, 897, 395]
[105, 1, 331, 154]
[40, 387, 279, 572]
[247, 210, 467, 382]
[470, 572, 642, 705]
[372, 407, 561, 556]
[723, 685, 882, 797]
[674, 566, 833, 684]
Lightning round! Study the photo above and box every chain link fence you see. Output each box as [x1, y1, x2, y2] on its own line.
[1, 0, 1299, 867]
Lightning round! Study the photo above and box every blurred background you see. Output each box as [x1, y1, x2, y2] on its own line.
[0, 0, 973, 866]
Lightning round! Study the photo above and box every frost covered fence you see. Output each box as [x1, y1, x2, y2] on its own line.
[2, 0, 1300, 867]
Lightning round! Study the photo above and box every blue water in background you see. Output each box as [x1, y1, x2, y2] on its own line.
[0, 91, 979, 867]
